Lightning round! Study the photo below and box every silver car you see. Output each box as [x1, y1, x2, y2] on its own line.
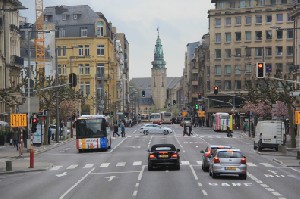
[209, 149, 247, 179]
[140, 124, 173, 135]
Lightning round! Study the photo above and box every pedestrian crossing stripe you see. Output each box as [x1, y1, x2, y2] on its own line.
[49, 161, 272, 171]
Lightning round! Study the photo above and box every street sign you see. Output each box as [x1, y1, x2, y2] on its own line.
[290, 91, 300, 96]
[295, 111, 300, 124]
[10, 114, 27, 127]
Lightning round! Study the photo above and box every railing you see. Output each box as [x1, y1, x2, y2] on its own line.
[95, 74, 109, 80]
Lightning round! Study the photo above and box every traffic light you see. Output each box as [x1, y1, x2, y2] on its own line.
[213, 86, 219, 95]
[195, 104, 199, 110]
[69, 73, 77, 87]
[31, 117, 38, 133]
[256, 62, 265, 78]
[142, 90, 145, 97]
[198, 92, 202, 100]
[173, 100, 176, 105]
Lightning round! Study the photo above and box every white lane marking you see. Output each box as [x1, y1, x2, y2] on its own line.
[198, 182, 202, 187]
[260, 163, 274, 167]
[135, 183, 139, 187]
[105, 176, 116, 181]
[100, 163, 110, 168]
[181, 161, 190, 165]
[260, 184, 269, 188]
[138, 165, 146, 181]
[56, 172, 67, 177]
[202, 190, 208, 196]
[83, 164, 94, 168]
[196, 161, 202, 165]
[247, 162, 257, 167]
[50, 166, 63, 171]
[133, 161, 142, 166]
[110, 136, 128, 153]
[133, 190, 138, 196]
[59, 168, 95, 199]
[66, 164, 78, 170]
[116, 162, 126, 167]
[189, 165, 198, 181]
[91, 171, 140, 175]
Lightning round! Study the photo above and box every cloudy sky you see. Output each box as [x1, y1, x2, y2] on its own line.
[19, 0, 214, 79]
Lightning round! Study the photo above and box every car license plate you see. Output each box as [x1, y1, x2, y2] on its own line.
[264, 139, 271, 142]
[159, 155, 168, 158]
[225, 167, 236, 170]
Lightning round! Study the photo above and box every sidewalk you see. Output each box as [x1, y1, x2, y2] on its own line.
[0, 137, 75, 175]
[234, 130, 300, 167]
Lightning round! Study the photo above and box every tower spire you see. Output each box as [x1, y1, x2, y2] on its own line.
[151, 27, 166, 68]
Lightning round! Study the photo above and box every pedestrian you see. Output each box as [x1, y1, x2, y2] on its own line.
[120, 122, 126, 137]
[48, 126, 51, 144]
[226, 126, 232, 137]
[113, 122, 120, 137]
[13, 131, 19, 151]
[188, 125, 193, 136]
[183, 123, 188, 136]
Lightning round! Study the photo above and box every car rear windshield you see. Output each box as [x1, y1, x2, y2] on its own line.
[217, 151, 243, 158]
[152, 146, 176, 151]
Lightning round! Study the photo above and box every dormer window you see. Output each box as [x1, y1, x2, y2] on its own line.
[62, 14, 67, 21]
[73, 14, 77, 20]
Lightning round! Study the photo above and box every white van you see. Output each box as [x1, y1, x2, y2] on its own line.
[254, 121, 284, 151]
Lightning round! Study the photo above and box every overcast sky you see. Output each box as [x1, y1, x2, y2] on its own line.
[19, 0, 214, 79]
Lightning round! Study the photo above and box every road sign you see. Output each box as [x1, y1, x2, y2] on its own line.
[10, 114, 27, 127]
[295, 111, 300, 124]
[290, 91, 300, 96]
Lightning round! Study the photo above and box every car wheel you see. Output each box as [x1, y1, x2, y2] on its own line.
[202, 164, 204, 171]
[212, 170, 217, 178]
[148, 164, 153, 171]
[275, 147, 278, 151]
[239, 174, 247, 180]
[204, 165, 209, 172]
[258, 146, 262, 152]
[175, 163, 180, 170]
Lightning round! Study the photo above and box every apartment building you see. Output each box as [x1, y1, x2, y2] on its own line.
[208, 0, 296, 117]
[44, 5, 129, 116]
[0, 0, 25, 120]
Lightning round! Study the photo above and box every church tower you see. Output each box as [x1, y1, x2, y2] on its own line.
[151, 28, 167, 110]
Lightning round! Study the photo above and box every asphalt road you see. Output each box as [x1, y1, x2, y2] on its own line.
[0, 124, 299, 199]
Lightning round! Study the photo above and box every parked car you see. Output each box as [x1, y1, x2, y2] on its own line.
[200, 145, 232, 172]
[140, 124, 173, 135]
[209, 148, 247, 179]
[148, 143, 180, 171]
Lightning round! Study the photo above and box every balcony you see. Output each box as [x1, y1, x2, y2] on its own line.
[192, 68, 198, 74]
[192, 80, 198, 86]
[10, 55, 24, 66]
[95, 74, 110, 80]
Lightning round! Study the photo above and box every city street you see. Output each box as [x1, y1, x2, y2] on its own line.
[0, 124, 299, 199]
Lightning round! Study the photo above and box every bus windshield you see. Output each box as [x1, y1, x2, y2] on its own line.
[76, 118, 107, 138]
[150, 114, 160, 119]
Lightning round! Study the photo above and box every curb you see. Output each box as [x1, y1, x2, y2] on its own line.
[272, 158, 300, 167]
[0, 163, 53, 175]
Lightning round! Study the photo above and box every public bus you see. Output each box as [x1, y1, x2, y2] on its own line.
[161, 111, 172, 124]
[141, 114, 150, 122]
[212, 112, 231, 132]
[75, 115, 111, 152]
[150, 112, 162, 124]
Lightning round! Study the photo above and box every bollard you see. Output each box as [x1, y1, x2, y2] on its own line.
[6, 161, 12, 171]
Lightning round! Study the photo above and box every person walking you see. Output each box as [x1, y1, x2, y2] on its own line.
[183, 123, 188, 136]
[226, 126, 232, 137]
[113, 122, 120, 137]
[48, 126, 51, 144]
[120, 122, 126, 137]
[189, 125, 193, 136]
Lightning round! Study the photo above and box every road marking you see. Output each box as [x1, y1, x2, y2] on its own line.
[100, 163, 110, 168]
[105, 176, 116, 181]
[83, 164, 94, 168]
[56, 172, 67, 177]
[138, 165, 146, 181]
[260, 163, 274, 167]
[116, 162, 126, 167]
[181, 161, 190, 165]
[189, 165, 198, 180]
[133, 190, 138, 196]
[59, 167, 95, 199]
[50, 166, 63, 171]
[133, 161, 142, 166]
[247, 162, 257, 167]
[196, 161, 202, 165]
[198, 182, 202, 187]
[66, 164, 78, 170]
[202, 190, 208, 196]
[91, 171, 140, 175]
[135, 183, 139, 187]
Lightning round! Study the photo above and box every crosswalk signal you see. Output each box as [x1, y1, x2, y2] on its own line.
[142, 90, 145, 97]
[31, 117, 38, 133]
[214, 86, 218, 95]
[256, 62, 265, 78]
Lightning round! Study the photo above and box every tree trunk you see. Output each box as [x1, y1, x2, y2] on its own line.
[288, 103, 296, 148]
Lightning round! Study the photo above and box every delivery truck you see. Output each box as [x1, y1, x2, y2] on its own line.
[254, 120, 284, 152]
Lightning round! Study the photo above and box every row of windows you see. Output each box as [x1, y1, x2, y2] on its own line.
[57, 45, 105, 57]
[58, 63, 105, 75]
[215, 29, 293, 43]
[216, 0, 292, 9]
[57, 25, 104, 38]
[212, 63, 292, 76]
[214, 13, 292, 27]
[214, 46, 293, 59]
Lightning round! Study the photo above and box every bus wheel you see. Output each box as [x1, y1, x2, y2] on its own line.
[78, 149, 82, 153]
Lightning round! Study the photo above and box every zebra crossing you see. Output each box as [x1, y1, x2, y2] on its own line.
[49, 161, 275, 172]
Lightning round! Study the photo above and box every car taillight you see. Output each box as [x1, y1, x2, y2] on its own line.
[171, 153, 178, 158]
[205, 152, 211, 157]
[149, 154, 155, 159]
[241, 157, 246, 164]
[214, 157, 220, 163]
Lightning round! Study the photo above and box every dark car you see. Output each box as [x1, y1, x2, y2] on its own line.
[200, 145, 232, 172]
[148, 144, 180, 171]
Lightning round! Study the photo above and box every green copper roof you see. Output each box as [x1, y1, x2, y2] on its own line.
[151, 28, 166, 68]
